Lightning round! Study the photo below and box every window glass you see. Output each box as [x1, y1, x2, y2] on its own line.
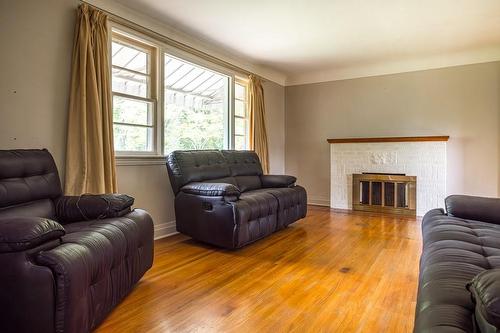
[112, 41, 148, 73]
[234, 81, 250, 150]
[111, 34, 155, 153]
[113, 95, 153, 126]
[113, 125, 153, 152]
[112, 68, 149, 98]
[164, 54, 229, 154]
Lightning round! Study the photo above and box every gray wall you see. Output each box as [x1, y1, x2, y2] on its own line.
[264, 80, 286, 174]
[285, 62, 500, 206]
[0, 0, 285, 235]
[0, 0, 78, 173]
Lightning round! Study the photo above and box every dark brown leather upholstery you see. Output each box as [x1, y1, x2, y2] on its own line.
[55, 194, 134, 223]
[467, 269, 500, 332]
[414, 195, 500, 332]
[0, 149, 154, 333]
[166, 150, 307, 249]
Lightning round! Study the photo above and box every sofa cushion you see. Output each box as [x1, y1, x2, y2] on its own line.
[221, 150, 263, 176]
[235, 190, 278, 247]
[0, 198, 57, 220]
[166, 150, 230, 194]
[36, 210, 154, 333]
[0, 149, 62, 215]
[244, 187, 307, 229]
[446, 195, 500, 225]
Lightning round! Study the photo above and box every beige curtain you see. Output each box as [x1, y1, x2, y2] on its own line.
[248, 75, 270, 174]
[64, 4, 117, 195]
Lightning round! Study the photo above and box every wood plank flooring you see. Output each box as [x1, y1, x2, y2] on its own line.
[96, 206, 422, 333]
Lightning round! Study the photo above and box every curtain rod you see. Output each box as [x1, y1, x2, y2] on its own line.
[80, 1, 264, 81]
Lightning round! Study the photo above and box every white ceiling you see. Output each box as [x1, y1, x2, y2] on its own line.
[113, 0, 500, 85]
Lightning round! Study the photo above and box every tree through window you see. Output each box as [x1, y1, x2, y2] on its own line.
[164, 55, 229, 154]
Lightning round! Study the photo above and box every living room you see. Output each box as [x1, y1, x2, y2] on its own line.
[1, 0, 499, 332]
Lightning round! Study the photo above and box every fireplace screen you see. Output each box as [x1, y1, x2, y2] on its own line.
[352, 173, 416, 216]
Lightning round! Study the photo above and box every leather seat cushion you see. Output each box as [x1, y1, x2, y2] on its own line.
[234, 191, 278, 248]
[36, 210, 153, 333]
[415, 213, 500, 332]
[243, 186, 307, 229]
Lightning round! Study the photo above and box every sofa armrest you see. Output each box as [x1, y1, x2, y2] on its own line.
[180, 182, 240, 202]
[0, 217, 65, 253]
[445, 195, 500, 224]
[55, 194, 134, 223]
[260, 175, 297, 188]
[467, 269, 500, 330]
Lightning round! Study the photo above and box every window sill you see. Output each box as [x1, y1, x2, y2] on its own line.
[115, 155, 166, 166]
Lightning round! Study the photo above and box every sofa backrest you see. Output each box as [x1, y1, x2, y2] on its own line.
[0, 149, 62, 219]
[166, 150, 234, 194]
[221, 150, 263, 192]
[166, 150, 264, 194]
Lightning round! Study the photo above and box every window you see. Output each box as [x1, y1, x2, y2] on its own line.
[111, 33, 157, 154]
[234, 79, 250, 150]
[111, 28, 251, 157]
[164, 54, 229, 154]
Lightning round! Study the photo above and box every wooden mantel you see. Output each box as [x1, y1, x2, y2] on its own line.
[327, 136, 449, 144]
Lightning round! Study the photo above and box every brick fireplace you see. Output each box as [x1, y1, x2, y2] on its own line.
[328, 136, 449, 216]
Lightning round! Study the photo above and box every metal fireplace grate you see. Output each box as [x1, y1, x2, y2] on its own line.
[352, 173, 416, 216]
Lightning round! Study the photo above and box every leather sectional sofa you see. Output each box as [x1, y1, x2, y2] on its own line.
[0, 149, 154, 333]
[415, 195, 500, 332]
[166, 150, 307, 249]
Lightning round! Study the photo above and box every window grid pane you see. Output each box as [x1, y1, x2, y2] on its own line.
[112, 95, 153, 126]
[112, 41, 149, 74]
[234, 80, 249, 150]
[164, 54, 229, 155]
[113, 124, 154, 152]
[112, 67, 150, 98]
[112, 33, 155, 154]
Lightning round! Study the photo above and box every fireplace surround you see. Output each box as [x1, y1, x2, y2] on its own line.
[328, 136, 448, 216]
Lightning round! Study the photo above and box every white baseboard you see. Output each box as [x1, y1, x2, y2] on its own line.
[154, 220, 178, 240]
[308, 195, 330, 207]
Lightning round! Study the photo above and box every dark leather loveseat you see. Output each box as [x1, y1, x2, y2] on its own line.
[415, 195, 500, 332]
[166, 150, 307, 249]
[0, 149, 154, 333]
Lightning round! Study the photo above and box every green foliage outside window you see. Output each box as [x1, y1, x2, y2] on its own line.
[164, 92, 224, 154]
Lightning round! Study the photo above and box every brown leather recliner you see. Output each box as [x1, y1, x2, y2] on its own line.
[166, 150, 307, 249]
[0, 149, 154, 333]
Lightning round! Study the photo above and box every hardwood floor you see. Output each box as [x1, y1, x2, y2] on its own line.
[96, 206, 422, 333]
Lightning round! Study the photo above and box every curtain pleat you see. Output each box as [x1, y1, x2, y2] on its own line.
[248, 75, 270, 174]
[64, 4, 117, 195]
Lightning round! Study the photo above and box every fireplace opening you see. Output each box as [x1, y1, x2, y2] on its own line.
[353, 173, 416, 216]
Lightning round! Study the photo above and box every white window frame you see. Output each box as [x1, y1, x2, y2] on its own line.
[111, 31, 159, 157]
[110, 23, 250, 164]
[234, 77, 250, 150]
